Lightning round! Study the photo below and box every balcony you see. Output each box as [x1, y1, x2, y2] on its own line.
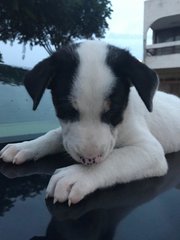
[145, 40, 180, 69]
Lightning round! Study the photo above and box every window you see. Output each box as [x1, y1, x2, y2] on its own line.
[154, 27, 180, 44]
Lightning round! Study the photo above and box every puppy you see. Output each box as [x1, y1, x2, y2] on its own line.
[1, 40, 180, 205]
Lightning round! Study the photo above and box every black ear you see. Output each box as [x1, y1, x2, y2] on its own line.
[107, 46, 159, 112]
[127, 55, 159, 112]
[24, 57, 54, 110]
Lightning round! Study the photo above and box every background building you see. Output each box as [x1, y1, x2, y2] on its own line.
[143, 0, 180, 95]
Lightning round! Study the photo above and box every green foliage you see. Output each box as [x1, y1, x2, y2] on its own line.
[0, 63, 27, 85]
[0, 0, 112, 54]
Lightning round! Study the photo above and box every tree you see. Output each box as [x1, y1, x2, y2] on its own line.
[0, 0, 112, 54]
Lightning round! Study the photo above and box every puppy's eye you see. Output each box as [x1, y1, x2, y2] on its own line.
[103, 99, 111, 112]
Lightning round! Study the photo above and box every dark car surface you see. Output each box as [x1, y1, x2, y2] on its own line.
[0, 66, 180, 240]
[0, 150, 180, 240]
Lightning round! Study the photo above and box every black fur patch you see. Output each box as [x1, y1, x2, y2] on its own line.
[50, 45, 80, 121]
[102, 46, 131, 127]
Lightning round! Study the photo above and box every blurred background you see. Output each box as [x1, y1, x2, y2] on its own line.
[0, 0, 180, 140]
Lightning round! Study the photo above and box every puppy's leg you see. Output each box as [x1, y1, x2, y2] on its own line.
[46, 134, 168, 205]
[0, 128, 63, 164]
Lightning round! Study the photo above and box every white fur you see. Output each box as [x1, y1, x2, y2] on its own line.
[1, 41, 180, 205]
[61, 41, 117, 164]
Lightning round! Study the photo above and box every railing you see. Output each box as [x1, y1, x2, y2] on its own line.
[146, 41, 180, 56]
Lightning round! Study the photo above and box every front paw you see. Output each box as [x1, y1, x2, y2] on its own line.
[46, 164, 95, 205]
[0, 142, 39, 164]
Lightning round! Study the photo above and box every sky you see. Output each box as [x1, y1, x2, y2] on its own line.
[0, 0, 145, 68]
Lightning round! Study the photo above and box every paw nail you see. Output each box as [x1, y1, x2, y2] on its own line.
[68, 199, 72, 207]
[53, 198, 58, 204]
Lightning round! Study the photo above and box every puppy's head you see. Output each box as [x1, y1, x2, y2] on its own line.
[24, 40, 158, 165]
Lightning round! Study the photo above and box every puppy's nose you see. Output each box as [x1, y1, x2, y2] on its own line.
[79, 154, 103, 165]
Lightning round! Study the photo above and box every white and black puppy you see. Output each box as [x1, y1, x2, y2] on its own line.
[1, 40, 180, 205]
